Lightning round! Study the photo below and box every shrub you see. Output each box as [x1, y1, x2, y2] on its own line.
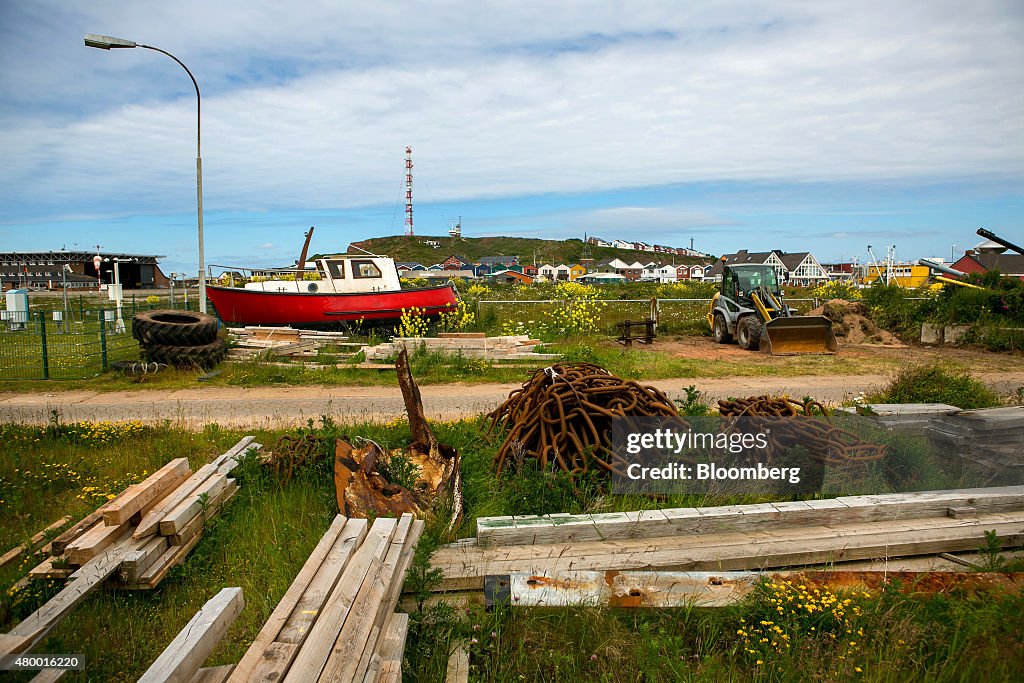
[810, 280, 861, 301]
[867, 362, 1003, 409]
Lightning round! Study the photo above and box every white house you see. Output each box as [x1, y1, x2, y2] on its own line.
[611, 239, 635, 250]
[643, 264, 677, 283]
[537, 264, 558, 281]
[553, 264, 573, 281]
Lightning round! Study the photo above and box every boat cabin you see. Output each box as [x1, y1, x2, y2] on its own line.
[243, 256, 402, 294]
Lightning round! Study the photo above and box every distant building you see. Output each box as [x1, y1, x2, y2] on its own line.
[952, 252, 1024, 280]
[486, 269, 534, 284]
[708, 250, 828, 285]
[0, 250, 168, 291]
[477, 255, 520, 267]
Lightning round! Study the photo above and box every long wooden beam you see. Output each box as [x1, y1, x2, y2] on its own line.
[138, 587, 245, 683]
[476, 486, 1024, 547]
[434, 510, 1024, 591]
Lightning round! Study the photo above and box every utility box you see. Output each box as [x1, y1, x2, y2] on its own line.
[107, 283, 122, 302]
[5, 289, 28, 330]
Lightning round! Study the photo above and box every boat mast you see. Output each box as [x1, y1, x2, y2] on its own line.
[297, 226, 314, 275]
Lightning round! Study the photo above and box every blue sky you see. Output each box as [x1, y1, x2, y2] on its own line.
[1, 1, 1022, 273]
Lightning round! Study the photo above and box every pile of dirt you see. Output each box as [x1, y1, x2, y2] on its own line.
[807, 299, 903, 345]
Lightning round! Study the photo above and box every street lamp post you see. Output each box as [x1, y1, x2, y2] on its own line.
[85, 34, 207, 313]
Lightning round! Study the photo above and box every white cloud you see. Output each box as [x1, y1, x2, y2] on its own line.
[1, 1, 1022, 225]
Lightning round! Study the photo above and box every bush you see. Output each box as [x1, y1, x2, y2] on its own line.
[867, 362, 1004, 409]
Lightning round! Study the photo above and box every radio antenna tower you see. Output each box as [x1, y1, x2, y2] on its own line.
[404, 146, 414, 236]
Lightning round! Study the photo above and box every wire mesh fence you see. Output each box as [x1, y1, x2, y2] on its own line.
[0, 296, 198, 380]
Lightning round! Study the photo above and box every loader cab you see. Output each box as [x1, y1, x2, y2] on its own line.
[723, 265, 780, 302]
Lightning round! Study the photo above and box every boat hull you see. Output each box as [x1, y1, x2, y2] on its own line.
[206, 284, 458, 326]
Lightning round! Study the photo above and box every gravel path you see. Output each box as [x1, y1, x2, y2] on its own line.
[2, 372, 1022, 429]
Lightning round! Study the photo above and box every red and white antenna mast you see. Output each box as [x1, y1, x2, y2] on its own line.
[404, 146, 414, 236]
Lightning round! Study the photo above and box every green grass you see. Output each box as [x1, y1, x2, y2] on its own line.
[865, 362, 1006, 409]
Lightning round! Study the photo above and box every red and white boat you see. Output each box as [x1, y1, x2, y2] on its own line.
[206, 254, 458, 326]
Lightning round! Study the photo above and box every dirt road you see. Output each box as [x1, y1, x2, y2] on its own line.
[3, 372, 1022, 429]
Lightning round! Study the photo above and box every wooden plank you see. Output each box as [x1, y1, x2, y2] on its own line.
[374, 612, 410, 683]
[227, 515, 351, 683]
[444, 641, 469, 683]
[64, 521, 132, 567]
[0, 516, 72, 570]
[283, 517, 398, 683]
[318, 514, 418, 682]
[188, 665, 235, 683]
[159, 473, 229, 537]
[2, 541, 140, 654]
[138, 587, 245, 683]
[128, 531, 204, 589]
[276, 518, 370, 644]
[28, 669, 67, 683]
[434, 510, 1024, 591]
[226, 518, 354, 683]
[120, 536, 170, 584]
[101, 459, 191, 526]
[27, 556, 72, 580]
[135, 465, 217, 539]
[211, 436, 260, 472]
[244, 642, 299, 683]
[476, 486, 1024, 546]
[170, 482, 239, 546]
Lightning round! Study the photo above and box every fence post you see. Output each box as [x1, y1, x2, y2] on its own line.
[78, 295, 84, 321]
[99, 315, 108, 371]
[38, 311, 50, 380]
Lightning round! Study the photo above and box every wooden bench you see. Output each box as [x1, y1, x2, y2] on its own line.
[616, 319, 656, 346]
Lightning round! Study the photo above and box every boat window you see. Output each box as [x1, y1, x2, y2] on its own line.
[352, 260, 382, 279]
[325, 260, 346, 279]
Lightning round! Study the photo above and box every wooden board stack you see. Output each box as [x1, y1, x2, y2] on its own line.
[226, 326, 359, 361]
[363, 334, 557, 362]
[925, 406, 1024, 484]
[227, 513, 423, 683]
[0, 437, 259, 659]
[425, 486, 1024, 595]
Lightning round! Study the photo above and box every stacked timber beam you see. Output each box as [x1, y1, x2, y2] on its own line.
[226, 326, 357, 361]
[925, 406, 1024, 485]
[228, 513, 422, 683]
[363, 333, 558, 362]
[424, 487, 1024, 595]
[0, 438, 257, 658]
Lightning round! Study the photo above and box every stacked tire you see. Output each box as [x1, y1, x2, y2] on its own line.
[132, 310, 225, 369]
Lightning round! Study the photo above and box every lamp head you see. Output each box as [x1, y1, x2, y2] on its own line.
[84, 34, 137, 50]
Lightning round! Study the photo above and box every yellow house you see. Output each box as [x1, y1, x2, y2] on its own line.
[859, 263, 931, 288]
[569, 264, 587, 280]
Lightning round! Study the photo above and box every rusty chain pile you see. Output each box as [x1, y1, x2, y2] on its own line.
[488, 362, 679, 479]
[718, 395, 886, 465]
[268, 433, 330, 484]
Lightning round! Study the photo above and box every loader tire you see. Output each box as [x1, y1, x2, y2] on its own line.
[738, 317, 763, 351]
[132, 310, 219, 346]
[142, 338, 226, 369]
[712, 313, 732, 344]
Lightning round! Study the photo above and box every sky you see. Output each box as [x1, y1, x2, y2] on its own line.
[0, 1, 1022, 273]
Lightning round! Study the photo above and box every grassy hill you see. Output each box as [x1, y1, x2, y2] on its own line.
[346, 235, 710, 266]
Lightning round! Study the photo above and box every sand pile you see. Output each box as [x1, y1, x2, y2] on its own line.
[807, 299, 903, 345]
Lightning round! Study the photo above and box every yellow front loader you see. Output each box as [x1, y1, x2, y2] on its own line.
[707, 264, 838, 355]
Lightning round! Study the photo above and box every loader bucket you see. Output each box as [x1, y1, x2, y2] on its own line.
[759, 316, 839, 355]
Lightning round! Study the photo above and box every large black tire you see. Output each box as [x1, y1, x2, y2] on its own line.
[142, 338, 226, 369]
[133, 310, 219, 346]
[737, 316, 764, 351]
[712, 313, 732, 344]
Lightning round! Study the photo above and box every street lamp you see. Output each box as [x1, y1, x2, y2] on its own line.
[85, 34, 207, 313]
